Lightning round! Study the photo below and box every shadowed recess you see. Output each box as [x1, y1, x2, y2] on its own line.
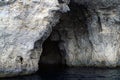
[39, 34, 66, 67]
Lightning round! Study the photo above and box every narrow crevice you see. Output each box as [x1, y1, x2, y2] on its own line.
[94, 10, 103, 32]
[97, 13, 103, 32]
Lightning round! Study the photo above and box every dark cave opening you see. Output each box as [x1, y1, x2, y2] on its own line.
[38, 34, 66, 68]
[37, 1, 89, 69]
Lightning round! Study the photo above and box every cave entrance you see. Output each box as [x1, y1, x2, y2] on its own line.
[39, 32, 66, 68]
[38, 1, 89, 69]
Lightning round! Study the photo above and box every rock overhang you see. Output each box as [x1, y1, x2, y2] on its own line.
[0, 0, 120, 77]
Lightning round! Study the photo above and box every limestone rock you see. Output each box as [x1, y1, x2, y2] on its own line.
[0, 0, 69, 77]
[0, 0, 120, 77]
[51, 0, 120, 67]
[70, 0, 120, 67]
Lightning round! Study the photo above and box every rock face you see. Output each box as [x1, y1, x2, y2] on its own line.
[0, 0, 69, 77]
[0, 0, 120, 77]
[46, 0, 120, 67]
[69, 0, 120, 67]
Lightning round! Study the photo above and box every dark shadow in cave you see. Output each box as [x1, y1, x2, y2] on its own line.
[36, 1, 90, 71]
[37, 33, 67, 72]
[39, 36, 65, 66]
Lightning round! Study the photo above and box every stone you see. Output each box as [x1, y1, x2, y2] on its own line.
[0, 0, 120, 77]
[0, 0, 69, 77]
[72, 0, 120, 67]
[44, 0, 120, 67]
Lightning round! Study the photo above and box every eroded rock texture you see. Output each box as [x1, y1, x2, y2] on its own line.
[52, 2, 92, 66]
[42, 0, 120, 67]
[0, 0, 120, 77]
[73, 0, 120, 67]
[0, 0, 69, 77]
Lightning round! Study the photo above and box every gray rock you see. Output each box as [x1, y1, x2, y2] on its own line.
[72, 0, 120, 67]
[0, 0, 69, 77]
[0, 0, 120, 77]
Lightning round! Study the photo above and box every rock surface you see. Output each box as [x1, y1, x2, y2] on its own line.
[46, 0, 120, 67]
[71, 0, 120, 67]
[0, 0, 120, 77]
[0, 0, 69, 77]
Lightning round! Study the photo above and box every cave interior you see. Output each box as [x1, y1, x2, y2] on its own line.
[38, 1, 89, 68]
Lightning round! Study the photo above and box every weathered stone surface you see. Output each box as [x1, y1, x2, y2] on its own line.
[50, 0, 120, 67]
[44, 0, 120, 67]
[72, 0, 120, 67]
[0, 0, 69, 77]
[1, 0, 120, 77]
